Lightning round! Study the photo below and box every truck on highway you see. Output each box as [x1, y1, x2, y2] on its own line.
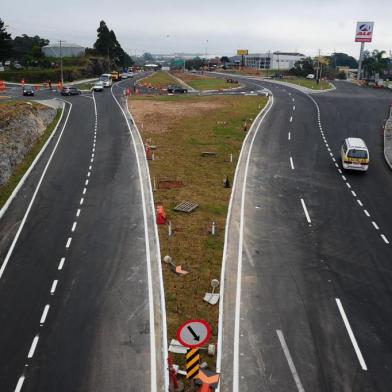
[99, 73, 113, 87]
[111, 71, 120, 82]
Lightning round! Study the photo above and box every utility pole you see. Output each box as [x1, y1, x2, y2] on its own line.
[59, 40, 64, 84]
[316, 49, 321, 84]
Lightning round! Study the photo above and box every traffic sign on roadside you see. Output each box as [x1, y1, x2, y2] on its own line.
[176, 319, 211, 348]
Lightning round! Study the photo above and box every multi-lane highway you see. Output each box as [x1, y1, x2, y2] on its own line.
[0, 75, 167, 391]
[2, 71, 392, 392]
[219, 76, 392, 391]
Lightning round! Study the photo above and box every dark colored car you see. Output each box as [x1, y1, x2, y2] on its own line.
[167, 85, 188, 94]
[61, 86, 81, 96]
[23, 85, 35, 96]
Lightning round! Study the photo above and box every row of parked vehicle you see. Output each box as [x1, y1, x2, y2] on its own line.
[22, 85, 81, 96]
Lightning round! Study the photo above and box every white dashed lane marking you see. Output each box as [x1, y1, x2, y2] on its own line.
[39, 305, 50, 325]
[71, 221, 77, 232]
[76, 209, 81, 217]
[65, 237, 72, 249]
[50, 279, 58, 294]
[27, 335, 39, 359]
[313, 99, 389, 245]
[290, 157, 295, 170]
[58, 257, 65, 270]
[300, 198, 311, 224]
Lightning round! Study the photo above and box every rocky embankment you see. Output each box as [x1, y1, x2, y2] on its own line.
[0, 102, 56, 187]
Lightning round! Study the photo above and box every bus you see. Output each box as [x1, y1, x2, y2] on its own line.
[99, 73, 113, 87]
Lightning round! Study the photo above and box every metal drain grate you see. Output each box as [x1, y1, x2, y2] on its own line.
[173, 201, 199, 213]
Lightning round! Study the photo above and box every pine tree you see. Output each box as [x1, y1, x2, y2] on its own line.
[93, 21, 112, 57]
[0, 18, 12, 62]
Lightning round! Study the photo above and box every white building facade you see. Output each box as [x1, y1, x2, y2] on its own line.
[242, 52, 305, 70]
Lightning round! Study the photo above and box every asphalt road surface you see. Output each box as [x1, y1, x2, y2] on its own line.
[0, 74, 165, 391]
[219, 77, 392, 392]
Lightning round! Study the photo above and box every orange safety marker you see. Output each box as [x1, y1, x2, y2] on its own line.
[194, 369, 220, 390]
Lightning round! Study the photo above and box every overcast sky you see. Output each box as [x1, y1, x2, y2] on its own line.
[3, 0, 392, 58]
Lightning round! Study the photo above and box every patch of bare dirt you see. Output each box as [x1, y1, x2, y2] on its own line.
[129, 99, 225, 134]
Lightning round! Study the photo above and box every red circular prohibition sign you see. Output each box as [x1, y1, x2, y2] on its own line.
[176, 319, 212, 348]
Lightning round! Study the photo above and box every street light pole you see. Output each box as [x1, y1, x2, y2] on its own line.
[59, 40, 64, 84]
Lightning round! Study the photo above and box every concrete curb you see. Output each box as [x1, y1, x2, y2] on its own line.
[384, 104, 392, 169]
[0, 100, 65, 219]
[255, 77, 336, 94]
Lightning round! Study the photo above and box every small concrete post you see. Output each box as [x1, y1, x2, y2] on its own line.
[211, 221, 216, 236]
[152, 151, 155, 161]
[168, 220, 172, 237]
[153, 177, 156, 191]
[230, 153, 233, 163]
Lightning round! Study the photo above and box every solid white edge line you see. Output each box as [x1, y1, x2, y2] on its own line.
[232, 92, 274, 392]
[276, 330, 305, 392]
[14, 375, 25, 392]
[0, 100, 72, 280]
[27, 335, 39, 359]
[0, 101, 66, 220]
[217, 93, 273, 374]
[300, 198, 311, 224]
[110, 83, 163, 392]
[40, 304, 50, 324]
[335, 298, 367, 370]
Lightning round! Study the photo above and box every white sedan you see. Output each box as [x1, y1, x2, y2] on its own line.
[92, 81, 104, 92]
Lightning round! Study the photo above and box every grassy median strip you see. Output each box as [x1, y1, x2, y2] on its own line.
[138, 71, 179, 89]
[172, 71, 239, 91]
[0, 107, 62, 209]
[128, 94, 267, 373]
[278, 77, 331, 90]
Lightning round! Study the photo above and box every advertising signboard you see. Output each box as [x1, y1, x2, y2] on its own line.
[355, 22, 374, 43]
[237, 49, 248, 56]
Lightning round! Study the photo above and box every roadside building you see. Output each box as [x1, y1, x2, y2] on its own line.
[244, 53, 272, 69]
[42, 43, 85, 57]
[235, 51, 305, 70]
[271, 52, 305, 70]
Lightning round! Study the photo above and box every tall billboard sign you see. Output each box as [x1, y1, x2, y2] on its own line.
[355, 22, 374, 43]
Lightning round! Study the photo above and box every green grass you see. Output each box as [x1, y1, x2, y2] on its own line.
[128, 94, 268, 377]
[186, 78, 237, 91]
[283, 77, 331, 90]
[138, 71, 178, 89]
[0, 108, 62, 209]
[71, 82, 93, 90]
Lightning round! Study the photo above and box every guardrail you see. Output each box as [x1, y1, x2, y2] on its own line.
[384, 104, 392, 169]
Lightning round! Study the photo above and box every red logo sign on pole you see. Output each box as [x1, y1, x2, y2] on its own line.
[355, 22, 374, 43]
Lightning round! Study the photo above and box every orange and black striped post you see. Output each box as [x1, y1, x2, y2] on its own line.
[186, 348, 200, 379]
